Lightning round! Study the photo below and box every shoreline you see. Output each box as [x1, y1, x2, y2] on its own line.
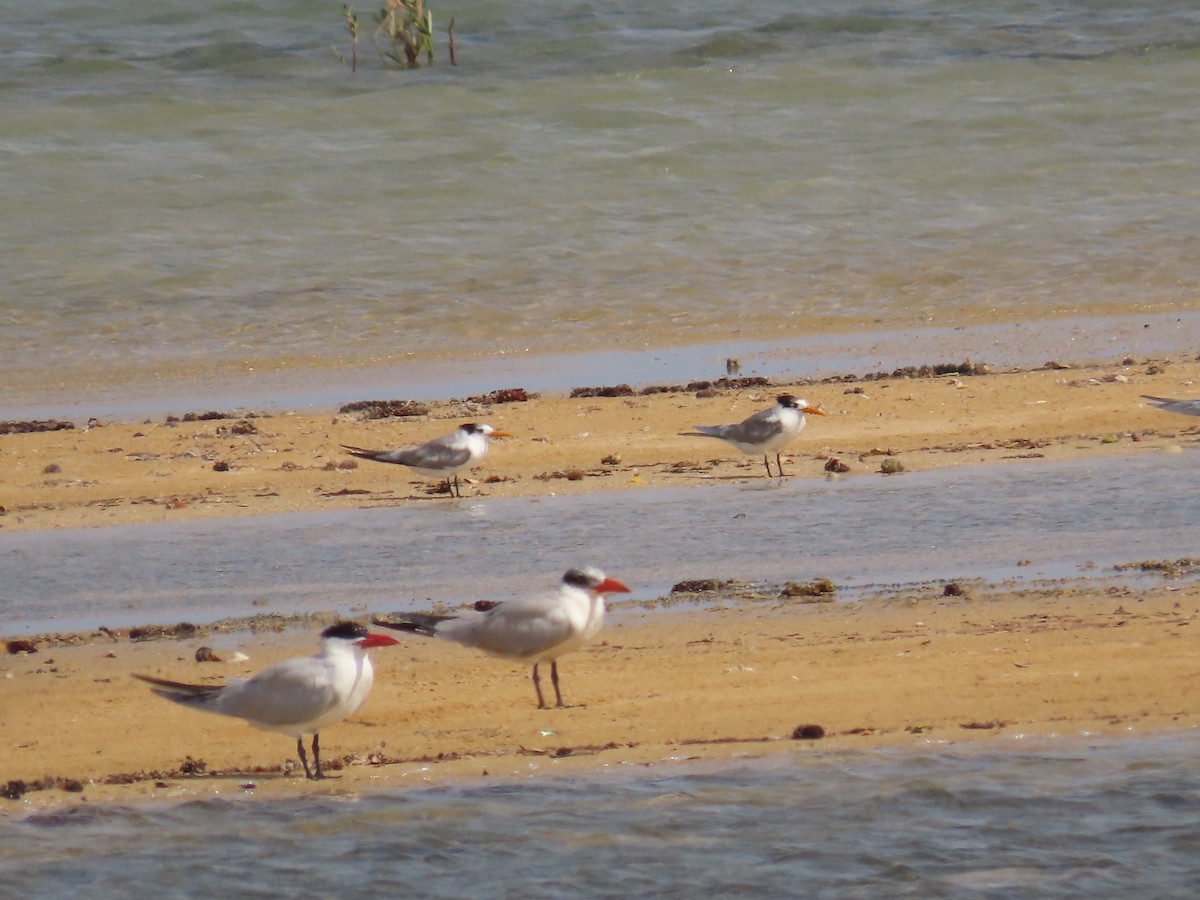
[1, 352, 1196, 535]
[3, 576, 1199, 815]
[3, 344, 1199, 816]
[4, 309, 1198, 423]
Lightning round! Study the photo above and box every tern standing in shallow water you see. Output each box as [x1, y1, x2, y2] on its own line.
[683, 394, 826, 477]
[133, 622, 399, 779]
[373, 567, 630, 709]
[342, 422, 510, 497]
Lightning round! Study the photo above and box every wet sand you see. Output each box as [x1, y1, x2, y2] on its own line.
[1, 354, 1197, 534]
[2, 353, 1199, 812]
[3, 579, 1199, 813]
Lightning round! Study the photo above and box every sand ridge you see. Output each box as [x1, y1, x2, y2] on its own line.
[2, 579, 1199, 813]
[1, 353, 1199, 813]
[0, 355, 1196, 534]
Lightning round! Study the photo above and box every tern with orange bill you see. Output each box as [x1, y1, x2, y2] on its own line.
[342, 422, 511, 497]
[133, 622, 399, 779]
[683, 394, 826, 477]
[374, 567, 630, 708]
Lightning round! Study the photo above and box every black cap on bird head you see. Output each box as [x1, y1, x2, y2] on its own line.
[777, 394, 799, 408]
[322, 621, 369, 641]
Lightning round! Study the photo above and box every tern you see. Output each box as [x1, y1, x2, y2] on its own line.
[133, 621, 399, 780]
[373, 567, 630, 709]
[1143, 395, 1200, 417]
[683, 394, 826, 477]
[342, 422, 511, 497]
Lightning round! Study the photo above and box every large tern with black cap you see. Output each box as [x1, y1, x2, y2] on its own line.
[133, 622, 399, 779]
[683, 394, 826, 477]
[374, 567, 630, 709]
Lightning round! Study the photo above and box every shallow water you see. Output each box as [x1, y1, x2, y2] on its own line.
[4, 733, 1200, 897]
[4, 0, 1200, 411]
[2, 451, 1196, 635]
[5, 310, 1199, 422]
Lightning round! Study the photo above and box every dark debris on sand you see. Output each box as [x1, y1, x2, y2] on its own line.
[0, 419, 75, 435]
[337, 399, 430, 419]
[464, 388, 537, 404]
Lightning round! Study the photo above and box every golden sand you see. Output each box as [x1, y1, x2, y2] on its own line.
[1, 354, 1198, 813]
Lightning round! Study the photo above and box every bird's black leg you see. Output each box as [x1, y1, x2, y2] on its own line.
[312, 733, 324, 779]
[776, 451, 786, 477]
[550, 660, 566, 708]
[532, 664, 547, 709]
[450, 475, 461, 498]
[762, 455, 773, 477]
[296, 736, 313, 779]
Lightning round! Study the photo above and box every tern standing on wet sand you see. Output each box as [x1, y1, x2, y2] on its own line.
[374, 567, 630, 709]
[683, 394, 826, 477]
[133, 622, 399, 779]
[342, 422, 511, 497]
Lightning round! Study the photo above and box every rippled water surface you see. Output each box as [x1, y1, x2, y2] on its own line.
[4, 4, 1200, 888]
[4, 0, 1200, 410]
[2, 452, 1197, 634]
[4, 734, 1200, 897]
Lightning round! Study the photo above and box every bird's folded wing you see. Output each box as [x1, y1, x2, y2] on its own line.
[221, 661, 338, 727]
[727, 411, 783, 443]
[342, 445, 411, 464]
[396, 443, 473, 471]
[444, 601, 573, 660]
[1143, 395, 1200, 416]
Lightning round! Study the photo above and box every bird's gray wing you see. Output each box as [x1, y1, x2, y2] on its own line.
[1143, 395, 1200, 417]
[725, 408, 785, 444]
[394, 440, 473, 472]
[440, 597, 574, 661]
[342, 441, 472, 470]
[688, 408, 782, 444]
[341, 444, 409, 464]
[215, 658, 339, 729]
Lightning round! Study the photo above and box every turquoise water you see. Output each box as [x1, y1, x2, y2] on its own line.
[3, 0, 1200, 410]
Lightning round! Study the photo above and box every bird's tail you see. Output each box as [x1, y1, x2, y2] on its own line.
[681, 426, 724, 439]
[341, 444, 389, 462]
[132, 673, 224, 708]
[372, 613, 453, 638]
